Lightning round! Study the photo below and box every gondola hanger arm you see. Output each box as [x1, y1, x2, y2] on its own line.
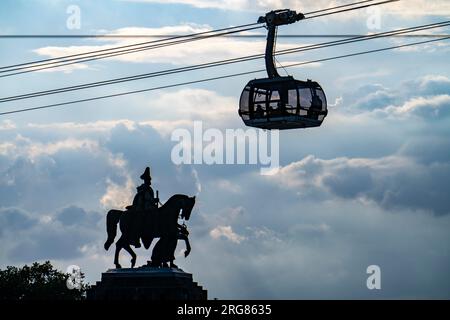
[257, 9, 305, 27]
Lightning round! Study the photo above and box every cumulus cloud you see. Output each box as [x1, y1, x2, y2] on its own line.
[343, 75, 450, 121]
[55, 205, 102, 228]
[352, 87, 397, 111]
[210, 225, 246, 243]
[27, 119, 137, 132]
[0, 207, 37, 236]
[380, 94, 450, 119]
[22, 88, 239, 131]
[100, 176, 135, 209]
[0, 206, 102, 263]
[272, 154, 450, 216]
[336, 70, 391, 86]
[398, 137, 450, 165]
[393, 39, 450, 54]
[0, 120, 16, 131]
[413, 75, 450, 95]
[0, 134, 129, 213]
[147, 88, 235, 122]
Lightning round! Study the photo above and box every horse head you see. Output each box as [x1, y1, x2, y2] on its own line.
[180, 195, 196, 220]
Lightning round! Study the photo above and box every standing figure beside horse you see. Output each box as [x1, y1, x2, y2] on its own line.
[104, 167, 196, 269]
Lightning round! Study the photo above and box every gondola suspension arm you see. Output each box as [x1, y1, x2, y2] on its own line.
[258, 9, 305, 79]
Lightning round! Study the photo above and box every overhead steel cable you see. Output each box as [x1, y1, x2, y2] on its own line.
[0, 0, 400, 76]
[1, 36, 447, 117]
[304, 0, 399, 20]
[0, 34, 446, 39]
[303, 0, 377, 15]
[2, 21, 447, 103]
[0, 25, 264, 77]
[1, 20, 448, 104]
[0, 23, 263, 72]
[277, 20, 450, 55]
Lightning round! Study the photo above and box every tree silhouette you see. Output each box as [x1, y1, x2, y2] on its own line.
[0, 261, 87, 300]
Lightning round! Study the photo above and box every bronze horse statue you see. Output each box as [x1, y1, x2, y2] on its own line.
[104, 194, 195, 269]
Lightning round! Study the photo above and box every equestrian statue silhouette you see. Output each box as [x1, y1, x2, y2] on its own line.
[103, 167, 196, 269]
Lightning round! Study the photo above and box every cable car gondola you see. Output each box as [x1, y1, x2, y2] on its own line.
[239, 9, 328, 130]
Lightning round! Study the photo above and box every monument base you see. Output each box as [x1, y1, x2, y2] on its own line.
[87, 265, 207, 300]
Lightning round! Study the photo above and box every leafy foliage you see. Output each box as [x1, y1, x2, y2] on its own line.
[0, 261, 87, 300]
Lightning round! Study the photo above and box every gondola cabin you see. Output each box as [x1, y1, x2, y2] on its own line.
[238, 9, 328, 130]
[239, 76, 327, 130]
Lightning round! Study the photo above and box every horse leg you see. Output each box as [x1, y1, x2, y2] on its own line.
[166, 237, 179, 268]
[114, 236, 124, 269]
[179, 234, 191, 257]
[151, 237, 164, 268]
[104, 209, 122, 251]
[123, 243, 137, 268]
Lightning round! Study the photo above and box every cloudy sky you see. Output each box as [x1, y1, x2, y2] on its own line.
[0, 0, 449, 299]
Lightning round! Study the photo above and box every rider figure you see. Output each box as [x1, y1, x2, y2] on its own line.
[130, 167, 159, 247]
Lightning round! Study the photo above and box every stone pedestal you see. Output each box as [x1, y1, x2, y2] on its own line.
[87, 266, 207, 300]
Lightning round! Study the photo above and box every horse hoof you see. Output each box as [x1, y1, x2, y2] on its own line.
[104, 239, 113, 251]
[115, 264, 122, 269]
[131, 258, 136, 268]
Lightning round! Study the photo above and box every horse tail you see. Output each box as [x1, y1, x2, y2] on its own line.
[104, 209, 122, 251]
